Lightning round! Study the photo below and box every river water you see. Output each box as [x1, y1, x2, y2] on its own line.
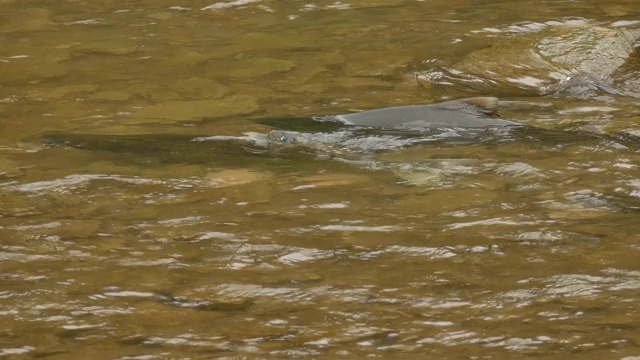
[1, 0, 640, 359]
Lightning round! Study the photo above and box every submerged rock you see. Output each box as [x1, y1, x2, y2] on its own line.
[545, 27, 635, 70]
[451, 24, 640, 96]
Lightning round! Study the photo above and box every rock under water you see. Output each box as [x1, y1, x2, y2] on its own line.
[421, 24, 640, 97]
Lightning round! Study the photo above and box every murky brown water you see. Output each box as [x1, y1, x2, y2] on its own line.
[2, 0, 640, 358]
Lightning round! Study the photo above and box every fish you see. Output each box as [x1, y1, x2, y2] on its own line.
[325, 97, 523, 130]
[43, 97, 638, 166]
[265, 97, 526, 151]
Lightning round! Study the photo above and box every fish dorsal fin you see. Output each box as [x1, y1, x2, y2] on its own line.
[436, 97, 500, 117]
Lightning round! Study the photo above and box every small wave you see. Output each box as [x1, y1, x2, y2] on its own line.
[494, 162, 546, 178]
[446, 218, 554, 230]
[3, 174, 158, 192]
[277, 248, 336, 265]
[312, 225, 400, 232]
[201, 0, 261, 11]
[472, 18, 589, 35]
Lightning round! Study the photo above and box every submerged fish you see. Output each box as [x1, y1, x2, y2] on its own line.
[266, 96, 640, 154]
[45, 97, 635, 156]
[41, 97, 639, 188]
[266, 97, 525, 151]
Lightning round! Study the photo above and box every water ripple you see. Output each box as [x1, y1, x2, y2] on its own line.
[203, 0, 260, 10]
[3, 174, 158, 192]
[277, 248, 337, 265]
[0, 347, 34, 356]
[446, 217, 555, 230]
[294, 224, 400, 233]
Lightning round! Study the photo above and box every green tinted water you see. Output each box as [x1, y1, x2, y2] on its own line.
[1, 1, 640, 359]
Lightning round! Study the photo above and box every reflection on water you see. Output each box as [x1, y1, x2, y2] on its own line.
[1, 0, 640, 358]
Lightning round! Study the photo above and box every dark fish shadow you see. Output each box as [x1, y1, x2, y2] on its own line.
[42, 132, 272, 166]
[41, 119, 639, 168]
[253, 116, 345, 133]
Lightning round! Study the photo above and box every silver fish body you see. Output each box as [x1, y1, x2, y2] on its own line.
[325, 97, 523, 130]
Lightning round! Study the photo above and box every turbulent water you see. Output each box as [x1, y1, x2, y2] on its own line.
[2, 1, 640, 359]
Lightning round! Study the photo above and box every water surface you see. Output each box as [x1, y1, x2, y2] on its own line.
[1, 0, 640, 358]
